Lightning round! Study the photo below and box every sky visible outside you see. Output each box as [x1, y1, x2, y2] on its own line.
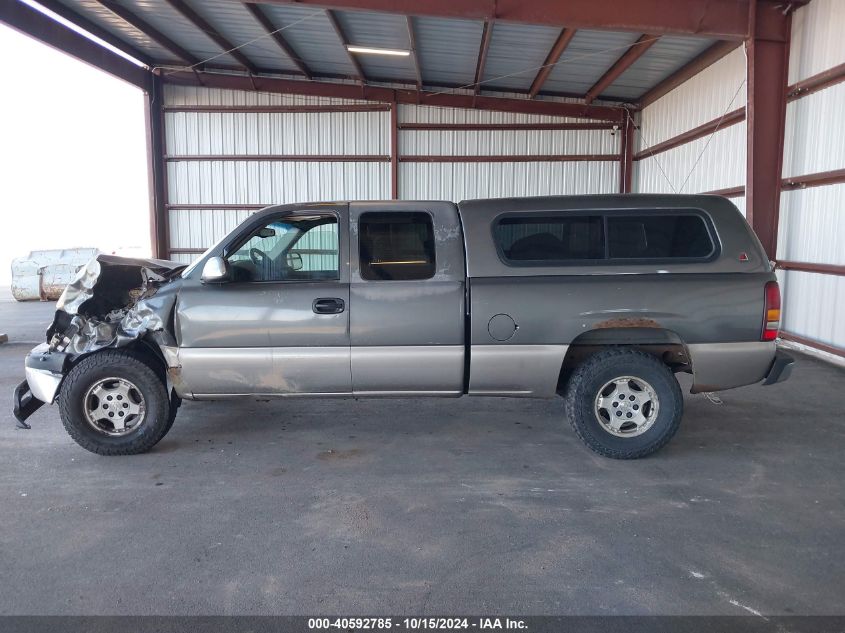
[0, 22, 150, 285]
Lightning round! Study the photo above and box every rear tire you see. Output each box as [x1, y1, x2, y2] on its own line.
[563, 349, 683, 459]
[58, 350, 173, 455]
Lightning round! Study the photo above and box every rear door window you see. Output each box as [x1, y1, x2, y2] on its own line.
[359, 212, 436, 280]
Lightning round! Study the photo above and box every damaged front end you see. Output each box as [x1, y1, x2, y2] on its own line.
[13, 255, 186, 428]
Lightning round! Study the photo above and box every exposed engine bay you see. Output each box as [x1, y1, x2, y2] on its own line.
[47, 255, 185, 355]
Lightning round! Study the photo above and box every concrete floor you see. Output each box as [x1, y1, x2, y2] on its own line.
[0, 291, 843, 616]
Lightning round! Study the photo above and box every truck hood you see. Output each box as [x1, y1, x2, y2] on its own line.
[47, 255, 186, 355]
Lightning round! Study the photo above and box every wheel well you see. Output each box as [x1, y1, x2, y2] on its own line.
[68, 339, 169, 385]
[557, 328, 692, 392]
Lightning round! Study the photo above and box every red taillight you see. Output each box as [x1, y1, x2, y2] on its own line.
[762, 281, 781, 341]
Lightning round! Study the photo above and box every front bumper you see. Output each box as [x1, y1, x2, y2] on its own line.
[12, 344, 70, 427]
[762, 350, 794, 385]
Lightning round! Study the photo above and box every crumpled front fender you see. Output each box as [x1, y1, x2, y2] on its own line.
[47, 255, 184, 357]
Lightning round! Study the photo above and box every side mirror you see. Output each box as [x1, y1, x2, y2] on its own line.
[201, 256, 230, 283]
[287, 252, 303, 271]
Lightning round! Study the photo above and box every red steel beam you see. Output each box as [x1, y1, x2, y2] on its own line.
[144, 74, 168, 259]
[400, 154, 618, 163]
[780, 331, 845, 359]
[701, 167, 845, 199]
[239, 0, 763, 40]
[167, 203, 268, 210]
[775, 261, 845, 277]
[528, 28, 577, 98]
[632, 107, 745, 160]
[584, 34, 660, 104]
[325, 9, 366, 84]
[701, 185, 745, 198]
[242, 2, 312, 78]
[782, 168, 845, 191]
[619, 113, 634, 193]
[746, 4, 791, 260]
[0, 0, 152, 90]
[787, 61, 845, 101]
[390, 102, 399, 198]
[399, 122, 615, 130]
[164, 0, 260, 74]
[28, 0, 153, 66]
[637, 40, 741, 107]
[164, 71, 626, 121]
[95, 0, 203, 67]
[472, 20, 492, 95]
[164, 104, 390, 113]
[406, 16, 422, 91]
[165, 154, 390, 162]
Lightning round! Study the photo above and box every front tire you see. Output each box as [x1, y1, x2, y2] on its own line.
[58, 350, 173, 455]
[563, 349, 683, 459]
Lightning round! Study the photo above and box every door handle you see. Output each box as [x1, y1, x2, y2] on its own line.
[312, 297, 345, 314]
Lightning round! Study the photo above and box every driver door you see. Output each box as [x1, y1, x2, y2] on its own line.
[175, 207, 351, 396]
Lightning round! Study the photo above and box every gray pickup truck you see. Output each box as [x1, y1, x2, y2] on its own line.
[14, 195, 793, 459]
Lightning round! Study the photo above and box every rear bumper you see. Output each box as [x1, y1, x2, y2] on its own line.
[762, 350, 794, 386]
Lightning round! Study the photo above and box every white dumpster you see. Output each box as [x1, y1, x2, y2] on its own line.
[11, 248, 100, 302]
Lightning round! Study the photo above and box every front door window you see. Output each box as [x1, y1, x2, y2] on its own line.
[226, 215, 339, 282]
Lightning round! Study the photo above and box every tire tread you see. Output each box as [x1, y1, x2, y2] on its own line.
[58, 350, 172, 456]
[563, 348, 683, 459]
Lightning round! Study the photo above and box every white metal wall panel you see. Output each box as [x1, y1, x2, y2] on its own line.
[164, 87, 622, 257]
[397, 101, 619, 199]
[778, 0, 845, 352]
[164, 86, 390, 259]
[165, 111, 388, 155]
[169, 208, 255, 250]
[637, 47, 746, 148]
[400, 102, 589, 125]
[633, 0, 844, 354]
[400, 162, 618, 201]
[782, 81, 845, 178]
[788, 0, 845, 84]
[401, 129, 617, 156]
[636, 123, 746, 195]
[778, 186, 845, 264]
[167, 161, 390, 205]
[781, 270, 845, 349]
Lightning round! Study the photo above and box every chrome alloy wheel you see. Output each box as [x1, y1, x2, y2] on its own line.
[594, 375, 660, 438]
[83, 377, 146, 436]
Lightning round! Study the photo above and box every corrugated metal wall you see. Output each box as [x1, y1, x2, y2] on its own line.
[164, 85, 391, 264]
[778, 0, 845, 353]
[398, 103, 619, 200]
[162, 85, 621, 263]
[634, 47, 747, 211]
[634, 0, 845, 355]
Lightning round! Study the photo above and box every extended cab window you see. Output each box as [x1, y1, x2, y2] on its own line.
[607, 214, 714, 259]
[226, 215, 339, 282]
[495, 216, 604, 262]
[359, 212, 436, 281]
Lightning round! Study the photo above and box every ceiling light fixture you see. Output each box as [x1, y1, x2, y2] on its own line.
[347, 45, 410, 56]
